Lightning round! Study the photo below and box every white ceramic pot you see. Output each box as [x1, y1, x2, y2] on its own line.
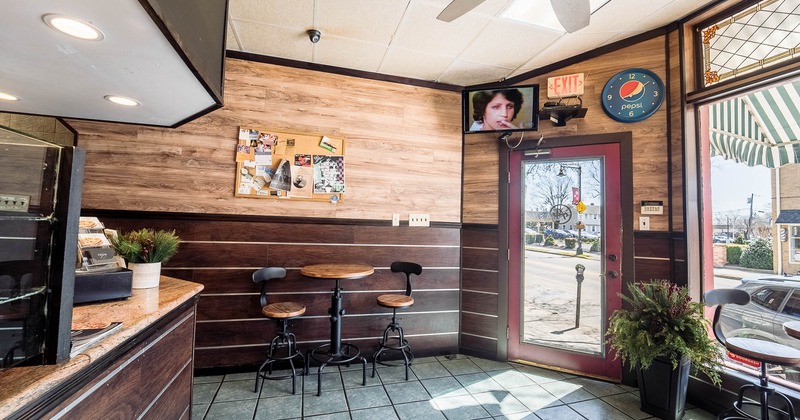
[128, 262, 161, 289]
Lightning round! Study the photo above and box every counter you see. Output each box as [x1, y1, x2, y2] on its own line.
[0, 276, 203, 419]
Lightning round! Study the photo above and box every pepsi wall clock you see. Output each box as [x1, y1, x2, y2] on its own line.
[601, 68, 665, 123]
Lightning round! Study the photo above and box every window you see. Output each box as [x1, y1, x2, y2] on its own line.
[792, 226, 800, 263]
[752, 288, 788, 312]
[781, 292, 800, 317]
[699, 0, 800, 87]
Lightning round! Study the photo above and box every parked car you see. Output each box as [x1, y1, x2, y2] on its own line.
[713, 235, 731, 243]
[717, 275, 800, 349]
[581, 232, 599, 240]
[543, 229, 568, 239]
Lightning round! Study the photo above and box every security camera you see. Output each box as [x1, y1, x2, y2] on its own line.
[307, 29, 321, 44]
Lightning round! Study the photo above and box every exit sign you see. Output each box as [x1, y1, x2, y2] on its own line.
[547, 73, 584, 99]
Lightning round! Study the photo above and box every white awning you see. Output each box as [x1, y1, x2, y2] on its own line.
[709, 81, 800, 168]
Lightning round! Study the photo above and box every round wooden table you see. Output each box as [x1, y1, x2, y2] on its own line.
[783, 321, 800, 340]
[301, 263, 373, 395]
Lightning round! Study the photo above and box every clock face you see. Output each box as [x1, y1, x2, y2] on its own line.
[601, 68, 664, 123]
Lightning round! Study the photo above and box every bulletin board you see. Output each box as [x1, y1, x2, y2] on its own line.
[234, 127, 346, 202]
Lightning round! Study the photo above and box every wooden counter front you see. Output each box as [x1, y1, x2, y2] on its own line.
[0, 276, 203, 419]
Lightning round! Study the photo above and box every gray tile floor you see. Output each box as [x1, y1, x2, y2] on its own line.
[192, 354, 716, 419]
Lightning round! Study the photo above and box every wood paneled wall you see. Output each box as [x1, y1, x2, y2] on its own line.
[460, 32, 688, 359]
[69, 58, 462, 223]
[67, 58, 465, 370]
[463, 36, 672, 231]
[85, 211, 461, 369]
[460, 226, 500, 358]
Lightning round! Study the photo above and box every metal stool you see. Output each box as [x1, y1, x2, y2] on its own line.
[253, 267, 306, 394]
[705, 289, 800, 420]
[372, 261, 421, 380]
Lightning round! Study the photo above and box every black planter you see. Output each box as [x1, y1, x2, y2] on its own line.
[637, 355, 691, 420]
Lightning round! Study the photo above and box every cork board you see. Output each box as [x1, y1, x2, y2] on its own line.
[234, 128, 345, 202]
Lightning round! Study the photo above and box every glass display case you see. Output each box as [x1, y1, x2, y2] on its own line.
[0, 124, 84, 368]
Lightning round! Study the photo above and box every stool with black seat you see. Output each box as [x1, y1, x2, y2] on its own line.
[253, 267, 306, 394]
[705, 288, 800, 420]
[372, 261, 422, 381]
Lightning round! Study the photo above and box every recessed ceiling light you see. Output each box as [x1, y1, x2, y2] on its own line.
[43, 14, 104, 41]
[104, 95, 140, 107]
[0, 91, 20, 101]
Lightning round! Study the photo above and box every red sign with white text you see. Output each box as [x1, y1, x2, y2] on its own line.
[547, 73, 585, 99]
[728, 351, 761, 368]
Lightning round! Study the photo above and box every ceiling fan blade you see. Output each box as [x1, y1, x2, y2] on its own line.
[550, 0, 590, 33]
[437, 0, 487, 22]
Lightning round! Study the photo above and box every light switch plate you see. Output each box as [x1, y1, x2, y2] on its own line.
[392, 213, 400, 226]
[639, 216, 650, 230]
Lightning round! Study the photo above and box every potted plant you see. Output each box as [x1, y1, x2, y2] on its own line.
[606, 279, 723, 420]
[110, 228, 180, 289]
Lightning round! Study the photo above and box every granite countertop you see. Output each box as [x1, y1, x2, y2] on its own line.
[0, 276, 203, 418]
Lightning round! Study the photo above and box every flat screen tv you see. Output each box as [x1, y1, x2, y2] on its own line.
[463, 84, 539, 134]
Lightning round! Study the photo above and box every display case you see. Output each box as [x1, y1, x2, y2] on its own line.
[0, 124, 84, 368]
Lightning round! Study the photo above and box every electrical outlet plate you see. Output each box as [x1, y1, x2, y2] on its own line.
[392, 213, 400, 226]
[639, 216, 650, 230]
[409, 213, 430, 227]
[0, 194, 30, 212]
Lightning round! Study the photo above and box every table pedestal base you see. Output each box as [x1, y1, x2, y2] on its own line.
[306, 343, 366, 396]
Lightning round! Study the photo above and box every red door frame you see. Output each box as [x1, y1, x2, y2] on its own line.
[507, 142, 623, 381]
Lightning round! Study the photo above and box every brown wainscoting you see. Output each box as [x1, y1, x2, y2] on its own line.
[460, 226, 501, 359]
[83, 210, 461, 370]
[633, 231, 686, 284]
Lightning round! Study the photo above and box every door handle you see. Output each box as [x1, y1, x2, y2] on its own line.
[606, 270, 619, 278]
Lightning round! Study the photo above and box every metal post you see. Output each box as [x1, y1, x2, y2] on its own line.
[574, 264, 585, 328]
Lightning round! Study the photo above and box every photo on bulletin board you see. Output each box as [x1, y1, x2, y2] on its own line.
[233, 127, 346, 202]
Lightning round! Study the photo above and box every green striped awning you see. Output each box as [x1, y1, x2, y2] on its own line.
[709, 81, 800, 168]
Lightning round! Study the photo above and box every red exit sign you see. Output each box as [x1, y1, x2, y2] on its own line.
[547, 73, 584, 99]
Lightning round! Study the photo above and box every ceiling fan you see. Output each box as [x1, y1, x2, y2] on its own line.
[436, 0, 591, 33]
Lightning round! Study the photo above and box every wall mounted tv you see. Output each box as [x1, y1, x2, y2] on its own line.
[463, 84, 539, 134]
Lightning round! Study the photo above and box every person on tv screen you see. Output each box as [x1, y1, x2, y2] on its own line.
[470, 89, 524, 131]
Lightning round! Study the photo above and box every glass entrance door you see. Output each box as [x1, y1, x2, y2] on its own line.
[508, 143, 623, 381]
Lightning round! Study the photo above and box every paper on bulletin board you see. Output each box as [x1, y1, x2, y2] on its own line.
[234, 128, 346, 202]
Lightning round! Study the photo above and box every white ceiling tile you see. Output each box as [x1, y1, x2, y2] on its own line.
[229, 0, 314, 27]
[630, 0, 712, 31]
[315, 0, 408, 43]
[233, 19, 313, 62]
[392, 1, 491, 56]
[515, 32, 617, 74]
[313, 36, 386, 72]
[380, 46, 455, 81]
[438, 59, 513, 85]
[459, 20, 563, 69]
[580, 0, 653, 34]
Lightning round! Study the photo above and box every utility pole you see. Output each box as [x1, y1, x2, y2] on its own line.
[747, 193, 754, 240]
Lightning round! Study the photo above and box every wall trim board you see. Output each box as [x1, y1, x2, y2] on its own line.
[461, 223, 500, 230]
[81, 209, 462, 229]
[225, 50, 463, 92]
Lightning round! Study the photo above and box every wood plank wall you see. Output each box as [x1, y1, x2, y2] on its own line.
[85, 211, 461, 370]
[460, 32, 689, 357]
[463, 36, 673, 230]
[69, 58, 462, 223]
[460, 226, 500, 358]
[67, 58, 465, 370]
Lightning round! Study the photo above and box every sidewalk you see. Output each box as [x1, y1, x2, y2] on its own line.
[714, 265, 774, 280]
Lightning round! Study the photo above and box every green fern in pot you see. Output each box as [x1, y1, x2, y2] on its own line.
[606, 279, 723, 385]
[110, 228, 180, 264]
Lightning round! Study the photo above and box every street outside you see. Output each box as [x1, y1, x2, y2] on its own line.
[521, 245, 753, 356]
